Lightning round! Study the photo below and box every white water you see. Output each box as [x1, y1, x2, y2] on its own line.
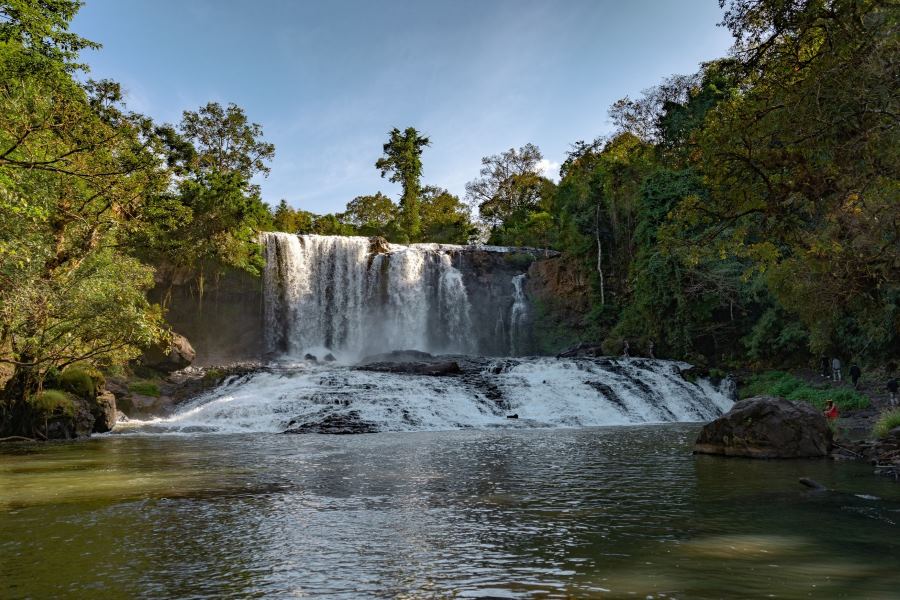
[264, 233, 486, 358]
[509, 274, 528, 355]
[119, 358, 734, 435]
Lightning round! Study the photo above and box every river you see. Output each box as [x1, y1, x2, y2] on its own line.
[2, 425, 898, 598]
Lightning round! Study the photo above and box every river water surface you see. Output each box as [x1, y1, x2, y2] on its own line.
[2, 426, 899, 598]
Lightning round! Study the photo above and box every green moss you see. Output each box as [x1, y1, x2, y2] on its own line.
[740, 371, 870, 410]
[128, 380, 161, 397]
[28, 389, 75, 418]
[873, 409, 900, 439]
[202, 368, 225, 385]
[59, 367, 96, 400]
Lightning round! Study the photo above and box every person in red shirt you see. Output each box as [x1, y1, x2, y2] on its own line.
[823, 399, 839, 420]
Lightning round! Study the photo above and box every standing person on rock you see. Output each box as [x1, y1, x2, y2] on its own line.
[849, 363, 862, 389]
[832, 357, 842, 382]
[648, 340, 655, 359]
[820, 356, 830, 379]
[622, 340, 630, 357]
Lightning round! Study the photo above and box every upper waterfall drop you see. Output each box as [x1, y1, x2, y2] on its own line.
[262, 232, 531, 358]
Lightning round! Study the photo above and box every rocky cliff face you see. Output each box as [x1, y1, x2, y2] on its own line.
[525, 256, 594, 354]
[151, 268, 264, 366]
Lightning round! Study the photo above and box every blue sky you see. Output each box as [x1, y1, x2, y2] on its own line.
[72, 1, 733, 214]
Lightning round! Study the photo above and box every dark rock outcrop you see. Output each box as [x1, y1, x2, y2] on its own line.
[91, 390, 117, 433]
[359, 360, 461, 376]
[142, 332, 196, 372]
[284, 411, 378, 434]
[694, 396, 832, 458]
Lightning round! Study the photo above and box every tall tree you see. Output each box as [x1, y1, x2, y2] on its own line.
[375, 127, 430, 241]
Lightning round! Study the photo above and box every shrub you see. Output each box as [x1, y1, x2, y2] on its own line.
[873, 409, 900, 439]
[128, 380, 161, 397]
[202, 368, 225, 386]
[740, 371, 870, 410]
[28, 389, 75, 418]
[59, 368, 97, 400]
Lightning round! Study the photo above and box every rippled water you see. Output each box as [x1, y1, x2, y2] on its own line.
[2, 426, 899, 598]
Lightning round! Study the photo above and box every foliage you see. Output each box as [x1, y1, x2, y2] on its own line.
[419, 186, 477, 244]
[375, 127, 430, 241]
[873, 409, 900, 439]
[740, 371, 870, 410]
[0, 6, 167, 399]
[58, 366, 97, 399]
[27, 389, 74, 417]
[128, 380, 161, 397]
[271, 199, 314, 234]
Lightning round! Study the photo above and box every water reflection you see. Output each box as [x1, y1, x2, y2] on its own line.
[1, 426, 898, 598]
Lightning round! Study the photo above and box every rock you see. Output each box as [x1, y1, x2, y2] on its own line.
[45, 396, 94, 440]
[359, 361, 461, 376]
[304, 353, 318, 362]
[694, 396, 832, 458]
[284, 411, 378, 434]
[506, 414, 519, 419]
[142, 332, 195, 372]
[369, 236, 392, 255]
[359, 349, 434, 364]
[91, 390, 117, 433]
[556, 342, 605, 358]
[323, 353, 337, 362]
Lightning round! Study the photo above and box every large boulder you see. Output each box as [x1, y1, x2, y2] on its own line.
[142, 332, 196, 372]
[91, 390, 117, 433]
[694, 396, 832, 458]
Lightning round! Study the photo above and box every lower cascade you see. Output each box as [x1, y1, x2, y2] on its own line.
[120, 357, 734, 434]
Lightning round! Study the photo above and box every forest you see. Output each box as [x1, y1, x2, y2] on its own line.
[1, 0, 897, 416]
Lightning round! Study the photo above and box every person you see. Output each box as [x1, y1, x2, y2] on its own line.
[887, 377, 899, 407]
[849, 363, 861, 389]
[831, 357, 842, 382]
[622, 340, 630, 357]
[648, 340, 655, 359]
[820, 356, 830, 379]
[823, 399, 839, 421]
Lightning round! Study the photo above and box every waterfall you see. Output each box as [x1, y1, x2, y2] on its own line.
[119, 357, 735, 434]
[509, 274, 528, 355]
[263, 233, 503, 358]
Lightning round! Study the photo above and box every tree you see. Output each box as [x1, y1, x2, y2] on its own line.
[0, 2, 166, 407]
[135, 102, 276, 279]
[271, 199, 315, 234]
[663, 0, 900, 359]
[419, 186, 477, 244]
[179, 101, 275, 183]
[375, 127, 430, 241]
[342, 192, 398, 237]
[466, 143, 547, 229]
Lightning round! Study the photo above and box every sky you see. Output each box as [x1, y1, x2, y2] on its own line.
[72, 0, 734, 214]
